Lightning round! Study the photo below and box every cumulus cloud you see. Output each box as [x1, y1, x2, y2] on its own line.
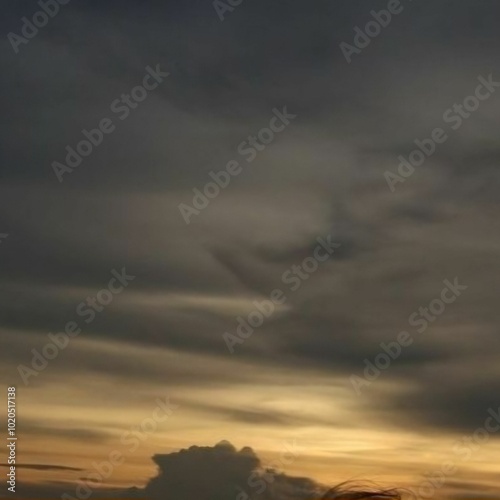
[143, 441, 323, 500]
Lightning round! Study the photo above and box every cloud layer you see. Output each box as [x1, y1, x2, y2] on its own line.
[2, 1, 500, 499]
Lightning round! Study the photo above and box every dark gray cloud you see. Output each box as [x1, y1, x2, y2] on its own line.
[18, 421, 115, 443]
[1, 1, 500, 497]
[143, 441, 323, 500]
[0, 464, 83, 472]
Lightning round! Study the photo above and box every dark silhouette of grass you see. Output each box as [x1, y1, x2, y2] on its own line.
[322, 481, 402, 500]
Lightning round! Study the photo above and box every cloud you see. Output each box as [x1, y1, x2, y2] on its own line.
[143, 441, 323, 500]
[0, 463, 83, 472]
[2, 1, 500, 497]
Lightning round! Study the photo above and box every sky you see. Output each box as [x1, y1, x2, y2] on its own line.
[1, 1, 500, 499]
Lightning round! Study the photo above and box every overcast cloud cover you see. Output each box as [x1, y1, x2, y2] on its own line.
[1, 1, 500, 499]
